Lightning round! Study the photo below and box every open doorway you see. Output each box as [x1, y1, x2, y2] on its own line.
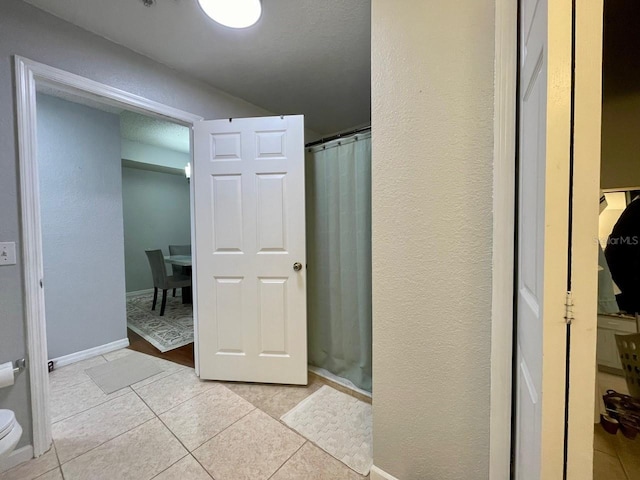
[593, 1, 640, 478]
[36, 92, 195, 371]
[16, 58, 374, 479]
[119, 111, 194, 368]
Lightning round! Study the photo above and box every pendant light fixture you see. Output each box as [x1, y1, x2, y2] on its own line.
[197, 0, 262, 29]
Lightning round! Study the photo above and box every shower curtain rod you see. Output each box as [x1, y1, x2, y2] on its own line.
[305, 125, 371, 148]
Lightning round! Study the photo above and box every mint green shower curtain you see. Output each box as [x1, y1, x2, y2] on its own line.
[305, 131, 372, 392]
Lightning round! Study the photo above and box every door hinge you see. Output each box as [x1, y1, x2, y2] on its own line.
[564, 290, 574, 325]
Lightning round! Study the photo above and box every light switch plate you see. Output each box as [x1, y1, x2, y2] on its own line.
[0, 242, 16, 265]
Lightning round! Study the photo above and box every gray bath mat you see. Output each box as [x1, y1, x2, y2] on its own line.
[85, 355, 163, 394]
[281, 385, 373, 475]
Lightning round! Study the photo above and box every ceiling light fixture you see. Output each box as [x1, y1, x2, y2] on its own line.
[197, 0, 262, 29]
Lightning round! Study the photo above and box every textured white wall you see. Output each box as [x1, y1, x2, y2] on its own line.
[38, 94, 127, 359]
[371, 1, 495, 478]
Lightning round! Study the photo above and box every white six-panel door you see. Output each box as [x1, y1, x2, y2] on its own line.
[193, 115, 307, 385]
[515, 0, 572, 478]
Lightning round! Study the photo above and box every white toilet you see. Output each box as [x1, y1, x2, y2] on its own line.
[0, 410, 22, 463]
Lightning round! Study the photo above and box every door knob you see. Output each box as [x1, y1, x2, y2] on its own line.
[293, 262, 302, 272]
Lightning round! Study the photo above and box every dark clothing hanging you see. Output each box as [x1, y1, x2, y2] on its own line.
[605, 197, 640, 314]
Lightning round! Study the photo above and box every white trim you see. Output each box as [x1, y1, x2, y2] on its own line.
[0, 445, 34, 474]
[189, 126, 200, 377]
[15, 55, 51, 458]
[125, 288, 155, 298]
[566, 1, 604, 478]
[601, 186, 640, 193]
[16, 56, 202, 126]
[489, 1, 517, 479]
[50, 338, 130, 369]
[308, 365, 372, 399]
[14, 56, 202, 458]
[370, 465, 400, 480]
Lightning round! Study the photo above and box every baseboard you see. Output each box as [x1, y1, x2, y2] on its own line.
[370, 465, 400, 480]
[0, 444, 33, 474]
[308, 365, 372, 399]
[51, 338, 130, 369]
[126, 288, 154, 298]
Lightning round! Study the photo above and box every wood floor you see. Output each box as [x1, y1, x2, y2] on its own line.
[126, 328, 194, 368]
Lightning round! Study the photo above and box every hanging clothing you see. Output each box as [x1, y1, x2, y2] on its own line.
[605, 197, 640, 314]
[305, 131, 372, 392]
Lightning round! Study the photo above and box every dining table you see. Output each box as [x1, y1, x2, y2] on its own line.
[164, 255, 192, 304]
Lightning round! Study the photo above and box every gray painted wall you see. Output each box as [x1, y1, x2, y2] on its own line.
[371, 1, 494, 478]
[37, 93, 127, 360]
[0, 0, 277, 450]
[122, 166, 191, 292]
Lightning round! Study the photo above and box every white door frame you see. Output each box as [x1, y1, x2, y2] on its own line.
[492, 1, 604, 479]
[14, 55, 203, 456]
[490, 1, 518, 478]
[566, 1, 604, 478]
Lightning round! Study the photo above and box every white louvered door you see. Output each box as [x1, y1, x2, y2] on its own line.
[193, 115, 307, 385]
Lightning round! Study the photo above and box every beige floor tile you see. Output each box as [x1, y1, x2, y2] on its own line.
[134, 370, 216, 414]
[271, 442, 366, 480]
[53, 391, 155, 463]
[0, 446, 59, 480]
[260, 381, 323, 419]
[49, 356, 107, 390]
[50, 379, 131, 423]
[102, 348, 139, 362]
[593, 450, 628, 480]
[131, 367, 187, 390]
[153, 455, 212, 480]
[160, 384, 254, 451]
[224, 382, 288, 407]
[34, 467, 63, 480]
[613, 433, 640, 479]
[61, 418, 187, 480]
[594, 424, 619, 457]
[193, 409, 304, 480]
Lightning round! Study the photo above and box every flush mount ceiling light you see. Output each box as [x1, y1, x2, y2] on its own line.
[197, 0, 262, 28]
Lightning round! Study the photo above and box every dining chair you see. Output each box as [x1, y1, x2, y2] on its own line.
[168, 244, 191, 297]
[145, 249, 191, 316]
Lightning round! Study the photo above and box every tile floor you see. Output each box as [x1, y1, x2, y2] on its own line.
[594, 370, 640, 480]
[0, 348, 369, 480]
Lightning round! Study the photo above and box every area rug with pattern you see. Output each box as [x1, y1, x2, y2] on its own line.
[126, 291, 194, 353]
[281, 385, 373, 475]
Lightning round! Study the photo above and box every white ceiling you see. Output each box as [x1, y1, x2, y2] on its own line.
[22, 0, 371, 135]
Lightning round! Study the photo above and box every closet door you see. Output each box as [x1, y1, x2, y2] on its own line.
[513, 0, 573, 478]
